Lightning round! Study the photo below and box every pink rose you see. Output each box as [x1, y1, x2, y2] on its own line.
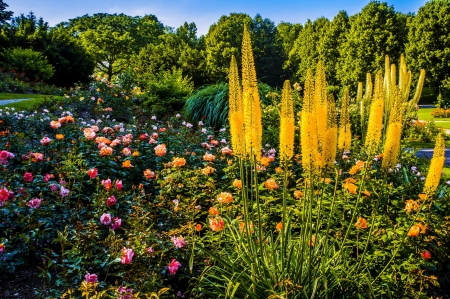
[24, 172, 33, 182]
[111, 217, 122, 230]
[115, 180, 123, 191]
[100, 213, 112, 225]
[120, 247, 134, 264]
[85, 273, 98, 283]
[167, 259, 181, 275]
[106, 196, 117, 207]
[0, 188, 9, 204]
[40, 137, 52, 146]
[27, 198, 42, 209]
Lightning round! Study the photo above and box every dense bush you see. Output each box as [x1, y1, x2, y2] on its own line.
[0, 48, 54, 81]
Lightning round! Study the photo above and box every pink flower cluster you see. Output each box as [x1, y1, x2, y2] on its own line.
[120, 247, 134, 264]
[85, 273, 98, 283]
[100, 213, 122, 230]
[117, 286, 133, 299]
[171, 236, 186, 248]
[168, 259, 181, 275]
[27, 198, 42, 209]
[0, 150, 14, 166]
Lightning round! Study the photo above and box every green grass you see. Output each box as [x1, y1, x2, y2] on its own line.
[0, 93, 65, 110]
[417, 107, 450, 129]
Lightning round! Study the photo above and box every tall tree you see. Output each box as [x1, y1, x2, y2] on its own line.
[276, 21, 302, 81]
[317, 11, 349, 87]
[205, 13, 252, 82]
[251, 14, 284, 87]
[133, 22, 207, 87]
[64, 13, 164, 79]
[406, 0, 450, 94]
[337, 1, 406, 87]
[0, 0, 12, 25]
[205, 13, 284, 86]
[287, 17, 330, 83]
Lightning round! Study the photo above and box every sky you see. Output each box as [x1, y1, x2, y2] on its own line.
[6, 0, 426, 36]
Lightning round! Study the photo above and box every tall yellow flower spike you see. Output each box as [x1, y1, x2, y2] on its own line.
[382, 88, 403, 170]
[338, 87, 351, 152]
[322, 94, 337, 168]
[279, 80, 294, 161]
[424, 133, 445, 194]
[364, 71, 384, 156]
[241, 24, 262, 159]
[314, 61, 328, 153]
[301, 69, 320, 174]
[228, 55, 244, 156]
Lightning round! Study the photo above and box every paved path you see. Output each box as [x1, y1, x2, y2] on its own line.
[0, 98, 31, 106]
[412, 148, 450, 166]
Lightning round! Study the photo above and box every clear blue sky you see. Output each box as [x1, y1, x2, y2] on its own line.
[7, 0, 426, 36]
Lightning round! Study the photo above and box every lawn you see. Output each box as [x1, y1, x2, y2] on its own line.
[0, 93, 65, 110]
[417, 107, 450, 129]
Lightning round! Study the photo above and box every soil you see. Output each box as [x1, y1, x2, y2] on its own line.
[0, 267, 43, 299]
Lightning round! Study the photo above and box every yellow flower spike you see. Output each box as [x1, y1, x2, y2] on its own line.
[365, 71, 385, 156]
[279, 80, 294, 161]
[228, 54, 244, 157]
[301, 69, 320, 175]
[423, 133, 445, 194]
[337, 87, 351, 152]
[382, 88, 403, 170]
[314, 61, 328, 153]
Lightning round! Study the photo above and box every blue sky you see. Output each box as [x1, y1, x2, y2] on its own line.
[7, 0, 426, 36]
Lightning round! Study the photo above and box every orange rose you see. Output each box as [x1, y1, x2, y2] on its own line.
[232, 179, 242, 189]
[154, 144, 167, 157]
[217, 192, 233, 204]
[264, 178, 279, 191]
[172, 157, 186, 167]
[355, 217, 368, 229]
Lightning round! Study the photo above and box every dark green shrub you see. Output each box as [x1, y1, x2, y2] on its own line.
[1, 48, 54, 81]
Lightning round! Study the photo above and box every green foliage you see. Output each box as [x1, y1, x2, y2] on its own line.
[140, 68, 194, 117]
[337, 1, 407, 87]
[0, 0, 13, 25]
[184, 82, 276, 130]
[64, 13, 164, 80]
[288, 17, 330, 83]
[205, 13, 284, 87]
[1, 47, 54, 81]
[184, 83, 229, 129]
[406, 0, 450, 93]
[132, 23, 207, 88]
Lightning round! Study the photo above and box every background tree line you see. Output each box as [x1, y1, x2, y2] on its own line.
[0, 0, 449, 98]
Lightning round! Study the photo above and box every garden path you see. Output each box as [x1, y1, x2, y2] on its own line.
[0, 98, 31, 105]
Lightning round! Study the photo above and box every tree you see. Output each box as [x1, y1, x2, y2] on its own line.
[406, 0, 450, 94]
[288, 17, 330, 83]
[251, 14, 284, 87]
[205, 13, 284, 86]
[133, 22, 207, 87]
[276, 21, 302, 81]
[317, 11, 349, 87]
[64, 13, 164, 80]
[337, 1, 407, 87]
[205, 13, 252, 82]
[0, 0, 12, 25]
